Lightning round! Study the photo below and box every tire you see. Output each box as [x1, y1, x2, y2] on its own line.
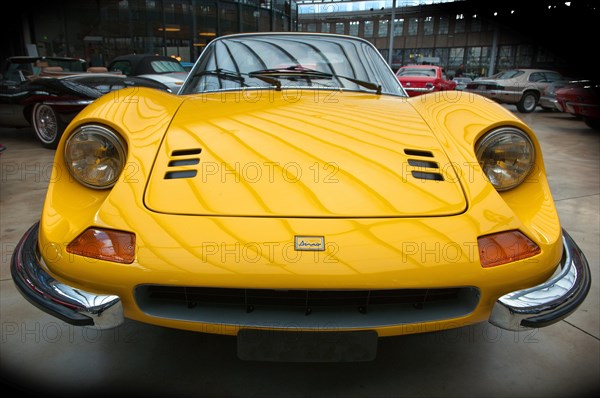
[584, 117, 600, 130]
[31, 103, 65, 149]
[516, 91, 539, 113]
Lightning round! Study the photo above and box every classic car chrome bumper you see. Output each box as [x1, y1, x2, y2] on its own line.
[405, 86, 435, 93]
[10, 222, 124, 329]
[539, 96, 558, 109]
[11, 223, 590, 332]
[490, 229, 591, 330]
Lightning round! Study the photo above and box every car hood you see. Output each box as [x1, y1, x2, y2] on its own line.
[144, 91, 467, 218]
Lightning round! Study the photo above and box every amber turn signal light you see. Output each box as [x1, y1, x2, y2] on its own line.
[67, 228, 136, 264]
[478, 230, 541, 268]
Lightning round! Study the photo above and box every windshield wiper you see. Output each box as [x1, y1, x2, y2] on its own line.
[248, 73, 282, 91]
[248, 65, 382, 95]
[194, 68, 282, 90]
[193, 68, 247, 85]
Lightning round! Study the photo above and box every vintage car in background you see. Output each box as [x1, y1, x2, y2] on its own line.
[555, 80, 600, 130]
[539, 80, 574, 111]
[0, 56, 171, 148]
[0, 56, 89, 80]
[395, 65, 456, 96]
[11, 33, 590, 361]
[180, 61, 194, 72]
[452, 76, 473, 91]
[464, 68, 563, 113]
[107, 54, 188, 93]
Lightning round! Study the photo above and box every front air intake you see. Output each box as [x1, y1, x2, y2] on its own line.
[134, 285, 480, 329]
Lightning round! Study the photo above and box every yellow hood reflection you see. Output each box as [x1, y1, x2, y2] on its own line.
[144, 91, 467, 217]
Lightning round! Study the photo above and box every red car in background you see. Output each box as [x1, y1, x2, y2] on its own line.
[395, 65, 456, 97]
[555, 80, 600, 130]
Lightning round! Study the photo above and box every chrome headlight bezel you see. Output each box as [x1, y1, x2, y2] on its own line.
[64, 125, 127, 189]
[475, 127, 535, 191]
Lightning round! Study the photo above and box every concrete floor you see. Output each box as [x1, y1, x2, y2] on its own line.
[1, 107, 598, 398]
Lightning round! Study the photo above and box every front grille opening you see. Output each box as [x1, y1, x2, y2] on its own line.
[135, 286, 480, 328]
[142, 286, 460, 308]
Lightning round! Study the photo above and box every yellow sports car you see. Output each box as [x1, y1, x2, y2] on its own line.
[12, 33, 590, 361]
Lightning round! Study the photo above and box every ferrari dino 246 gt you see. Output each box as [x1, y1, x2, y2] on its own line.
[12, 33, 590, 361]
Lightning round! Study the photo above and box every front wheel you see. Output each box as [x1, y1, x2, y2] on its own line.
[516, 91, 539, 113]
[584, 117, 600, 130]
[31, 103, 65, 149]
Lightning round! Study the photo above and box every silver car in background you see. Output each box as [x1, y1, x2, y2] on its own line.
[465, 69, 563, 113]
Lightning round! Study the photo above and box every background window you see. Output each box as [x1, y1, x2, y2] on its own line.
[449, 47, 465, 68]
[378, 20, 388, 37]
[438, 16, 449, 34]
[433, 48, 450, 68]
[423, 16, 433, 35]
[393, 18, 404, 36]
[408, 17, 419, 36]
[470, 15, 481, 32]
[498, 46, 515, 70]
[516, 45, 533, 68]
[454, 14, 465, 34]
[364, 20, 373, 37]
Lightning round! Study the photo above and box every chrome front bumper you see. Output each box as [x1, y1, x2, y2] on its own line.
[11, 223, 590, 332]
[490, 229, 591, 330]
[405, 86, 435, 94]
[10, 222, 124, 329]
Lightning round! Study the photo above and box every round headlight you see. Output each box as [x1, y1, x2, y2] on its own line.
[476, 127, 535, 191]
[65, 125, 127, 189]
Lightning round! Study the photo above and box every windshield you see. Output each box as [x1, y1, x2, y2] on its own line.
[180, 34, 405, 96]
[495, 70, 524, 80]
[396, 68, 437, 77]
[2, 58, 87, 80]
[150, 60, 186, 73]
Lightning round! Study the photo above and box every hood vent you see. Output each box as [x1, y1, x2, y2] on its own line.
[404, 148, 433, 157]
[405, 148, 444, 181]
[164, 148, 202, 180]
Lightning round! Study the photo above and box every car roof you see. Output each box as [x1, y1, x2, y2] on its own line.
[211, 32, 375, 46]
[399, 65, 440, 69]
[511, 68, 560, 73]
[108, 54, 183, 75]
